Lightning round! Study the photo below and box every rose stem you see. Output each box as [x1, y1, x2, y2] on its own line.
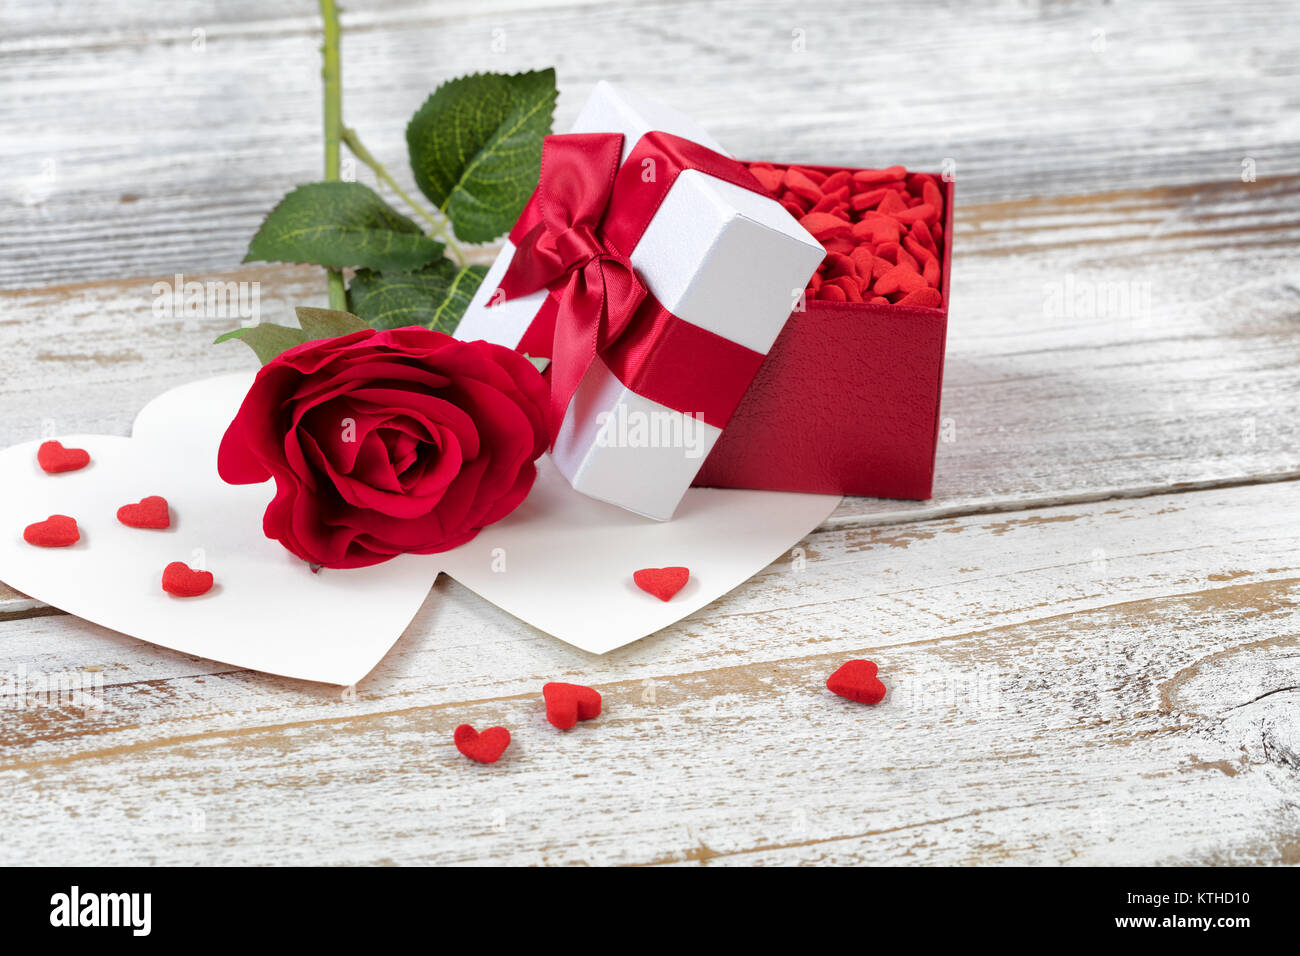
[319, 0, 348, 311]
[341, 128, 467, 266]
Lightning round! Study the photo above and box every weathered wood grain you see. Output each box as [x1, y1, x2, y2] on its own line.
[3, 0, 1297, 868]
[2, 0, 1298, 287]
[1, 481, 1296, 865]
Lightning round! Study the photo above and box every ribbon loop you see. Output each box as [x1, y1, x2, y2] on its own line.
[492, 129, 774, 447]
[496, 132, 649, 442]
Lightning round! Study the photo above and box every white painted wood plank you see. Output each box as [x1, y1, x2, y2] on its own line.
[2, 0, 1298, 286]
[0, 481, 1296, 864]
[3, 0, 1298, 867]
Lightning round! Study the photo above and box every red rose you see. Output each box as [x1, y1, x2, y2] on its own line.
[218, 327, 549, 569]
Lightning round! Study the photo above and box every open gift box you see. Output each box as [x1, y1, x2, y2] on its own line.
[695, 166, 954, 500]
[456, 82, 952, 516]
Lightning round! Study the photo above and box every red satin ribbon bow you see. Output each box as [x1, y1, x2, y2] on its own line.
[497, 133, 647, 440]
[495, 130, 777, 445]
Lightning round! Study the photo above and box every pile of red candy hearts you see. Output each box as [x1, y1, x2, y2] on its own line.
[747, 163, 945, 309]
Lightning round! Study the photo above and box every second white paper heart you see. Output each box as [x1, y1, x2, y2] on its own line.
[139, 374, 842, 656]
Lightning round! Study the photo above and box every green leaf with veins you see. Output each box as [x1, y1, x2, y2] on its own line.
[347, 262, 488, 334]
[244, 182, 445, 271]
[406, 69, 556, 243]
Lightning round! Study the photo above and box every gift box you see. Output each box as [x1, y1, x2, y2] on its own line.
[694, 166, 954, 500]
[455, 81, 825, 520]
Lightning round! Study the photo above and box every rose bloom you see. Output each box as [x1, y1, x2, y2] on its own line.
[218, 327, 549, 569]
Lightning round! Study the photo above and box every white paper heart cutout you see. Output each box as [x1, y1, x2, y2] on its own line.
[0, 373, 840, 683]
[0, 381, 441, 685]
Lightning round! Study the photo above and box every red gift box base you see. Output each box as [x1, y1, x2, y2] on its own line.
[693, 169, 953, 500]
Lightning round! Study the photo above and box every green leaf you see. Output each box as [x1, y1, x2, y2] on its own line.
[215, 309, 375, 365]
[294, 306, 370, 340]
[348, 262, 488, 334]
[244, 182, 445, 271]
[406, 69, 556, 243]
[214, 323, 308, 365]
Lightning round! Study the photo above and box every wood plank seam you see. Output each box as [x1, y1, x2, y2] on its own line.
[5, 574, 1295, 767]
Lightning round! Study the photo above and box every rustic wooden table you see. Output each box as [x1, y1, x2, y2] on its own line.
[2, 0, 1297, 866]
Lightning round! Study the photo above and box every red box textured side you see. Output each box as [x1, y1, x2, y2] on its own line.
[693, 171, 953, 500]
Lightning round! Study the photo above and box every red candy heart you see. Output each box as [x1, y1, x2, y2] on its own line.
[922, 178, 945, 218]
[161, 561, 213, 597]
[850, 187, 890, 211]
[910, 219, 938, 254]
[37, 441, 90, 474]
[894, 203, 935, 225]
[852, 214, 901, 244]
[852, 165, 906, 184]
[23, 515, 80, 548]
[821, 170, 852, 192]
[876, 190, 909, 215]
[633, 566, 690, 602]
[117, 495, 170, 529]
[874, 264, 927, 295]
[543, 682, 602, 730]
[748, 163, 784, 193]
[896, 288, 943, 309]
[903, 236, 936, 268]
[829, 275, 862, 302]
[454, 724, 511, 763]
[783, 168, 824, 203]
[798, 212, 852, 241]
[827, 659, 887, 705]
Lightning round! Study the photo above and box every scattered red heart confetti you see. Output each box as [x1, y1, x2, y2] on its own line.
[747, 162, 946, 309]
[117, 495, 171, 529]
[826, 659, 887, 705]
[37, 441, 90, 474]
[161, 561, 213, 597]
[23, 514, 80, 548]
[543, 682, 602, 730]
[454, 724, 511, 763]
[633, 566, 690, 602]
